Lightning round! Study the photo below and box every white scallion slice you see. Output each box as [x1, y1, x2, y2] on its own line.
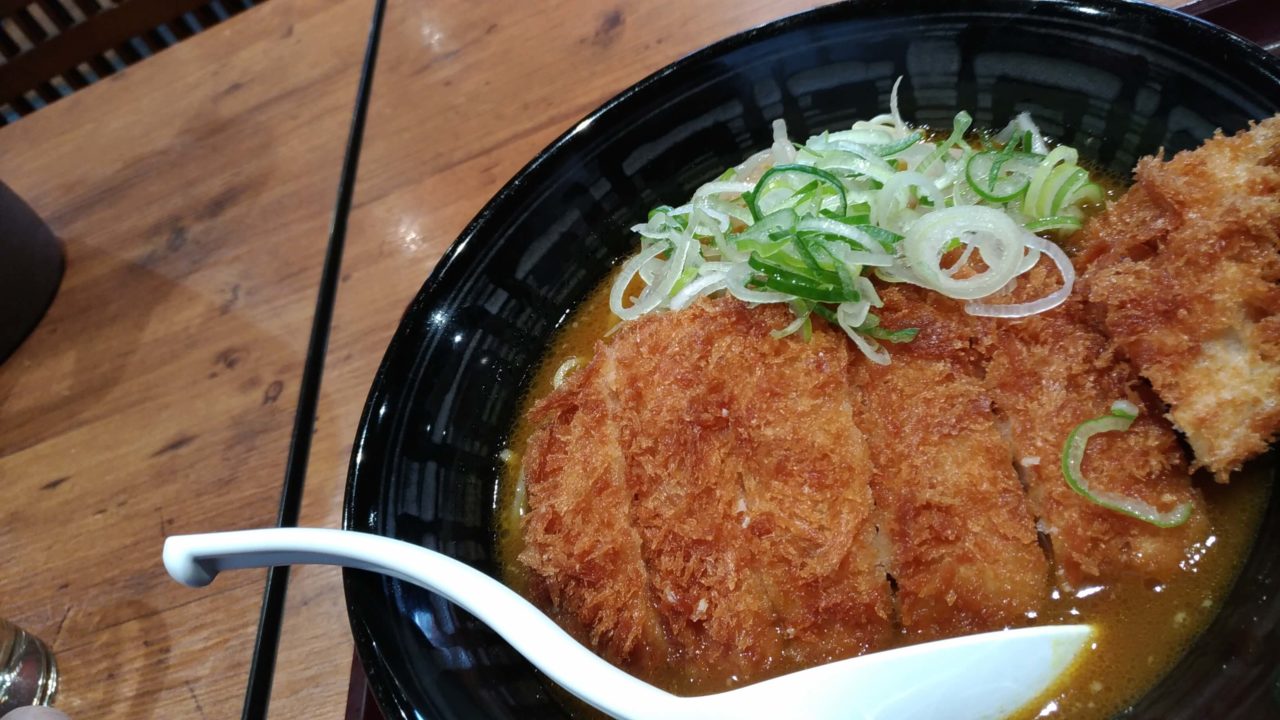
[890, 75, 905, 132]
[830, 300, 888, 364]
[771, 118, 797, 165]
[610, 237, 692, 320]
[855, 276, 883, 308]
[693, 181, 757, 199]
[995, 112, 1049, 155]
[902, 206, 1024, 300]
[551, 357, 579, 389]
[770, 306, 813, 339]
[670, 270, 729, 311]
[966, 235, 1075, 318]
[610, 242, 670, 320]
[1025, 146, 1079, 218]
[724, 264, 793, 305]
[874, 171, 943, 231]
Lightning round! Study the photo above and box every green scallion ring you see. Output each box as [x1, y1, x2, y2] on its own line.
[1060, 400, 1194, 528]
[748, 164, 848, 221]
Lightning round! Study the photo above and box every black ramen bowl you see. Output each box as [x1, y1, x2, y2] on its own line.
[343, 0, 1280, 717]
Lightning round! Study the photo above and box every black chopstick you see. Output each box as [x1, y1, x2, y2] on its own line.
[239, 0, 388, 717]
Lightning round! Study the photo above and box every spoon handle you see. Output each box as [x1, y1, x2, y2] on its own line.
[163, 528, 679, 720]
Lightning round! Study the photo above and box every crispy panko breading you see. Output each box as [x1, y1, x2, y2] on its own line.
[708, 303, 895, 668]
[851, 285, 1048, 640]
[520, 298, 892, 691]
[982, 263, 1211, 588]
[518, 354, 671, 679]
[1073, 118, 1280, 480]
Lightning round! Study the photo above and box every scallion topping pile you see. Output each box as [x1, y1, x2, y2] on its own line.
[610, 79, 1102, 364]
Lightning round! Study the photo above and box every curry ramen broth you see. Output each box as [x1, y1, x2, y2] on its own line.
[497, 275, 1269, 720]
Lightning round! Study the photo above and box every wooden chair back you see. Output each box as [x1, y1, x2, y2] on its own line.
[0, 0, 261, 124]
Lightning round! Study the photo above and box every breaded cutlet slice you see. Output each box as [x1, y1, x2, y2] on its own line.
[603, 302, 787, 690]
[982, 262, 1211, 589]
[521, 297, 893, 691]
[519, 353, 672, 678]
[1072, 117, 1280, 480]
[850, 285, 1048, 641]
[710, 300, 895, 667]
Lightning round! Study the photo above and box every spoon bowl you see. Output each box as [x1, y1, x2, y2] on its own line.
[164, 527, 1090, 720]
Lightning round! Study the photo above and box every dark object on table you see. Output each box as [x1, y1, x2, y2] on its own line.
[0, 181, 62, 365]
[341, 0, 1280, 718]
[343, 653, 384, 720]
[0, 0, 264, 125]
[1183, 0, 1280, 54]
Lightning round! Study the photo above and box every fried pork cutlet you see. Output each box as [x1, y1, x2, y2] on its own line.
[520, 298, 893, 691]
[850, 285, 1048, 640]
[1072, 118, 1280, 480]
[981, 262, 1210, 588]
[518, 355, 671, 679]
[708, 302, 895, 667]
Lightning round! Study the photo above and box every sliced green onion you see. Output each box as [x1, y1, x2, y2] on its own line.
[812, 303, 837, 324]
[1019, 129, 1034, 153]
[734, 208, 798, 256]
[771, 301, 814, 339]
[1049, 166, 1090, 215]
[812, 240, 861, 290]
[859, 313, 919, 343]
[668, 265, 699, 297]
[902, 206, 1025, 300]
[965, 150, 1037, 203]
[871, 131, 924, 157]
[748, 164, 848, 221]
[851, 224, 903, 251]
[747, 253, 859, 303]
[797, 229, 869, 253]
[1025, 216, 1083, 233]
[869, 326, 919, 343]
[1024, 145, 1079, 218]
[790, 234, 828, 275]
[820, 205, 873, 225]
[811, 213, 901, 250]
[647, 205, 675, 221]
[1060, 401, 1194, 528]
[1072, 182, 1104, 206]
[919, 111, 973, 173]
[614, 94, 1101, 365]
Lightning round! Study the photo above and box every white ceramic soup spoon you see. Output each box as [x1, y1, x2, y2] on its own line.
[164, 527, 1090, 720]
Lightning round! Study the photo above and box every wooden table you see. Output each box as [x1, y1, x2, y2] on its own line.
[0, 0, 1199, 718]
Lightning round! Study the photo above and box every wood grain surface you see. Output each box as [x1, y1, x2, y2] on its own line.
[0, 1, 1194, 719]
[0, 0, 367, 717]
